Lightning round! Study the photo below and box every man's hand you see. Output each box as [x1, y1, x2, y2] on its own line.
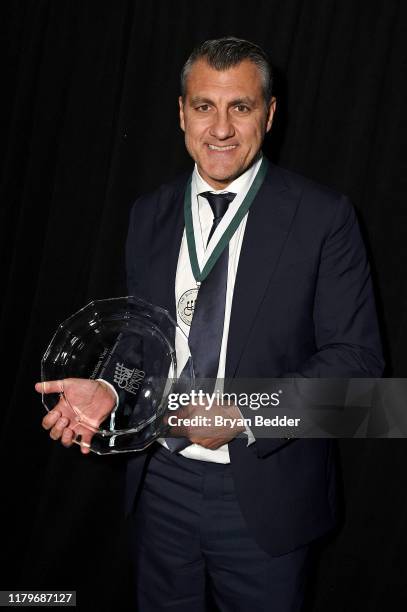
[165, 400, 246, 450]
[36, 378, 116, 454]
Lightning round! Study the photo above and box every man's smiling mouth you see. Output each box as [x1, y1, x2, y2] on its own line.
[207, 144, 238, 151]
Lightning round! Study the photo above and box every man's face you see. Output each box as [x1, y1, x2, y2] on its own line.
[179, 59, 276, 189]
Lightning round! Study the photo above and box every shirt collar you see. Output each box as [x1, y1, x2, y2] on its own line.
[193, 154, 263, 197]
[189, 154, 263, 266]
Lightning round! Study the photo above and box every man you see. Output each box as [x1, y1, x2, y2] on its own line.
[38, 38, 384, 610]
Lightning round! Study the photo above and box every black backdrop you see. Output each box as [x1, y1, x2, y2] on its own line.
[1, 1, 407, 610]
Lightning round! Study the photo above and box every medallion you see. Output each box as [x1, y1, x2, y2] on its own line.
[177, 288, 198, 326]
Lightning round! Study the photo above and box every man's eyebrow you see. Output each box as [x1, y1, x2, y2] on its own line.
[190, 96, 214, 105]
[189, 96, 256, 106]
[229, 97, 256, 106]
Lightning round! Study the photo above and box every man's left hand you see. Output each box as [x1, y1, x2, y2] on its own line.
[165, 400, 246, 450]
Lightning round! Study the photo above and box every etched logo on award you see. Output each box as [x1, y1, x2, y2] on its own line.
[113, 363, 145, 395]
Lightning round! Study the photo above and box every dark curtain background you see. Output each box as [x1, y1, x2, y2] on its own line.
[1, 0, 406, 610]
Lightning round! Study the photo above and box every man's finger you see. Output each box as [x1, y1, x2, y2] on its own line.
[42, 409, 62, 430]
[49, 416, 69, 440]
[78, 429, 94, 454]
[35, 380, 64, 394]
[61, 428, 74, 447]
[71, 425, 95, 455]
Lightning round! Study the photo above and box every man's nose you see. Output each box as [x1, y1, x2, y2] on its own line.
[209, 110, 235, 140]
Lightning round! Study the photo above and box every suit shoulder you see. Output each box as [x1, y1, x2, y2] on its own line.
[270, 163, 353, 225]
[130, 171, 190, 213]
[271, 163, 345, 202]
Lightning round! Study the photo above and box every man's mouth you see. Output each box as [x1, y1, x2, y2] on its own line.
[207, 144, 238, 151]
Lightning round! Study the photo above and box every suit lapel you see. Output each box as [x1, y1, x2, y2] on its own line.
[148, 177, 187, 322]
[226, 164, 299, 378]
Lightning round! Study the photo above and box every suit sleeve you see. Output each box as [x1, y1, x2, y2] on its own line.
[291, 195, 384, 378]
[254, 195, 384, 458]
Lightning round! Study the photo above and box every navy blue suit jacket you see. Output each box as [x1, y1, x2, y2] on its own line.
[124, 161, 384, 556]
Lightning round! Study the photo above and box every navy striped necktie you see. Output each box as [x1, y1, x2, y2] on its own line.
[165, 191, 236, 452]
[201, 191, 236, 245]
[189, 190, 236, 379]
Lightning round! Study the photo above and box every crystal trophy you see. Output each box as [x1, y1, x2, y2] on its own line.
[40, 297, 193, 454]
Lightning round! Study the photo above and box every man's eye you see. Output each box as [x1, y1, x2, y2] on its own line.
[235, 105, 250, 112]
[197, 104, 210, 112]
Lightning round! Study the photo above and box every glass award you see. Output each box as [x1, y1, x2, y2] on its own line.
[41, 296, 193, 454]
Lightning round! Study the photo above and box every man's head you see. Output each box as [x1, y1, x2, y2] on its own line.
[179, 37, 276, 189]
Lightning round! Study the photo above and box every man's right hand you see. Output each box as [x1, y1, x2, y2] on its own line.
[36, 378, 116, 454]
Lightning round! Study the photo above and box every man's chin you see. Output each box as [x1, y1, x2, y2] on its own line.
[200, 153, 261, 186]
[200, 163, 245, 187]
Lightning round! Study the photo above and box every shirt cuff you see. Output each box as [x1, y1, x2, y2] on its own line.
[236, 406, 256, 446]
[96, 378, 119, 409]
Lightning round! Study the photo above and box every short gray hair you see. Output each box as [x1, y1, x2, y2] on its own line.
[180, 37, 273, 105]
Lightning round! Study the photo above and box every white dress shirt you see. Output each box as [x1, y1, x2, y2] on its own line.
[158, 156, 263, 463]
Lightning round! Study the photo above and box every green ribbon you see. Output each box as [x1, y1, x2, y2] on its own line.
[184, 157, 269, 283]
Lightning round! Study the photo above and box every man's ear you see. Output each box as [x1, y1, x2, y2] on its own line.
[179, 96, 185, 132]
[265, 97, 277, 133]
